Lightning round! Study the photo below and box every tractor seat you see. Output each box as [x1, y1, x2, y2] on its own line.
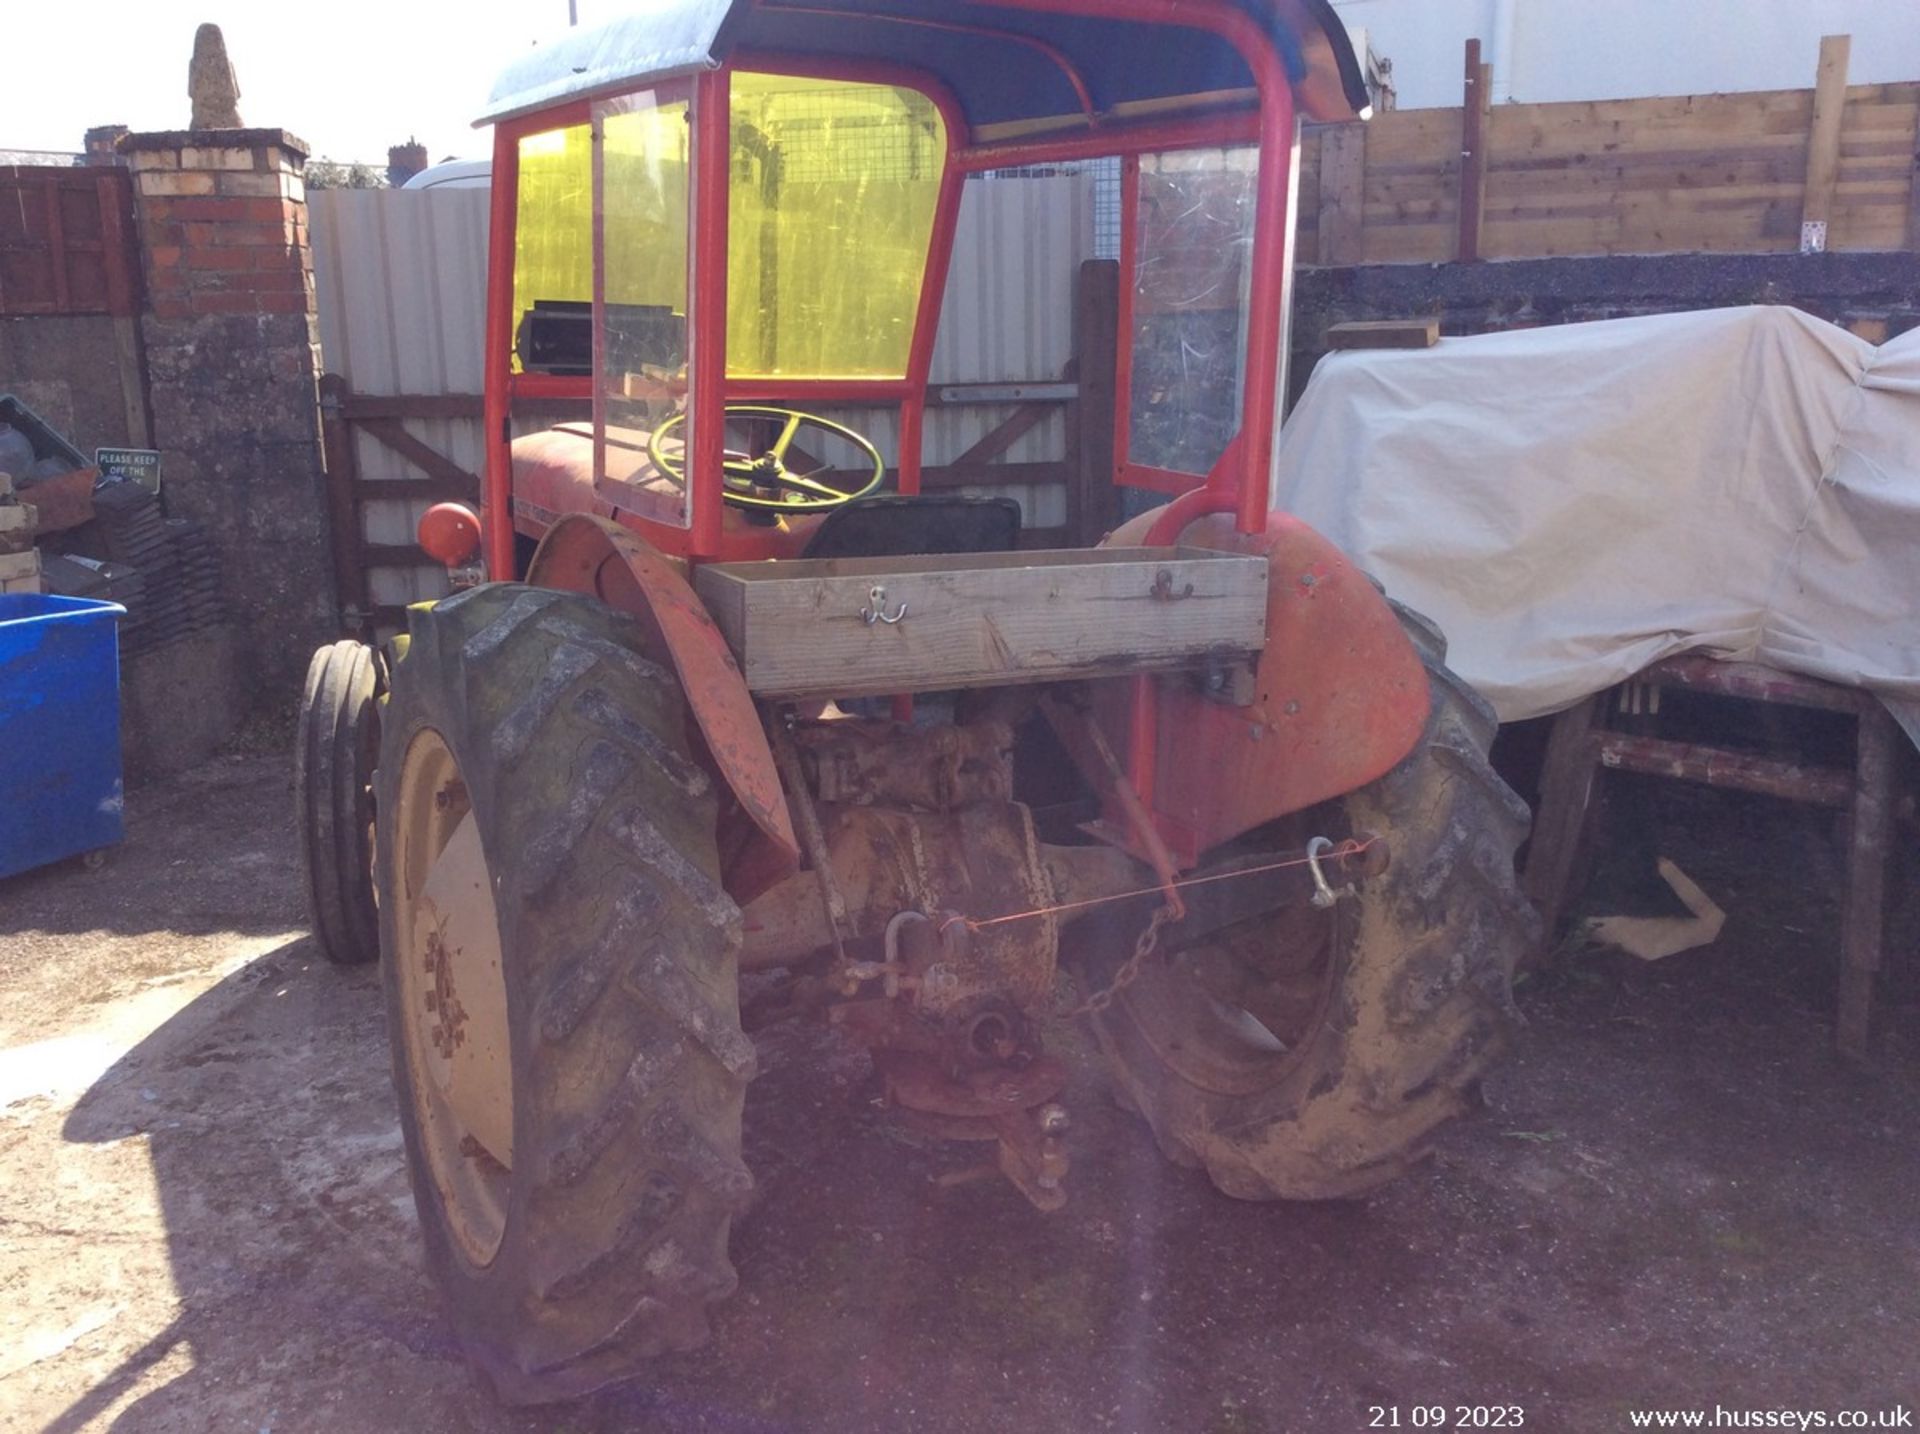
[800, 495, 1021, 561]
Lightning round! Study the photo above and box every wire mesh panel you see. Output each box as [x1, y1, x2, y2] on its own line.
[973, 157, 1120, 259]
[748, 83, 944, 184]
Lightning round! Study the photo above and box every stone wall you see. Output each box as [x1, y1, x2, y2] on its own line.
[0, 316, 142, 453]
[122, 128, 339, 715]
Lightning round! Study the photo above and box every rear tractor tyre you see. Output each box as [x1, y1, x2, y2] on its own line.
[375, 584, 756, 1404]
[295, 639, 381, 966]
[1090, 625, 1540, 1199]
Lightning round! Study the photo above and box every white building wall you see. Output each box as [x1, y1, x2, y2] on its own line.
[1333, 0, 1920, 111]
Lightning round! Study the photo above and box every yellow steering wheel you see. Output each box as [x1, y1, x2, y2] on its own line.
[648, 405, 888, 513]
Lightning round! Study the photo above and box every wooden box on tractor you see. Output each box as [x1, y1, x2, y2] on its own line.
[693, 546, 1269, 700]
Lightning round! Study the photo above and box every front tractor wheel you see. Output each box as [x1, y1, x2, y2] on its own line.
[376, 584, 756, 1404]
[1091, 630, 1540, 1199]
[295, 639, 381, 965]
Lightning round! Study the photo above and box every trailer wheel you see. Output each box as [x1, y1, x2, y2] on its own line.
[295, 639, 381, 965]
[1091, 628, 1539, 1199]
[376, 584, 755, 1404]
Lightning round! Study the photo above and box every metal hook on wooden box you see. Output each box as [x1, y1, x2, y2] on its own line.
[860, 583, 909, 626]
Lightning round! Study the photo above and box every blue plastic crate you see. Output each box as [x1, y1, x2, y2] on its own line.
[0, 593, 127, 879]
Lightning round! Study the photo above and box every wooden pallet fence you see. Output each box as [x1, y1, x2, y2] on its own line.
[1296, 35, 1920, 266]
[0, 166, 141, 317]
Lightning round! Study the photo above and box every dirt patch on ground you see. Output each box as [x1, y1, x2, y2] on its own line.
[0, 757, 1914, 1432]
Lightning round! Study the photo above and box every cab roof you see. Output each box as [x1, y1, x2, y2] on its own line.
[479, 0, 1369, 136]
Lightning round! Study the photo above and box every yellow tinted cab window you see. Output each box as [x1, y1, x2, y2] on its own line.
[728, 74, 946, 380]
[511, 124, 591, 372]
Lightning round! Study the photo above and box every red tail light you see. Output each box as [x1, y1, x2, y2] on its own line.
[418, 503, 482, 568]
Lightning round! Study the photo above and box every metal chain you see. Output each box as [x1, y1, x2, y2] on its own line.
[1068, 901, 1177, 1018]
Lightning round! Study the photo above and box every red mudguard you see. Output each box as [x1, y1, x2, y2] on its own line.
[1104, 507, 1431, 863]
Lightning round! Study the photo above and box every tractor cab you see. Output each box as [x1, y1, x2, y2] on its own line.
[457, 0, 1373, 572]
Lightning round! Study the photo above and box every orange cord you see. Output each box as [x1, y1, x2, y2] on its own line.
[937, 837, 1378, 935]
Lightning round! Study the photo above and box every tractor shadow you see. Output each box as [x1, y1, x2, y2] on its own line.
[16, 757, 1448, 1429]
[41, 920, 1412, 1433]
[44, 913, 1920, 1430]
[21, 755, 1920, 1428]
[50, 937, 508, 1432]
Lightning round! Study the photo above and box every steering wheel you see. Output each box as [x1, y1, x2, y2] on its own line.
[647, 405, 887, 512]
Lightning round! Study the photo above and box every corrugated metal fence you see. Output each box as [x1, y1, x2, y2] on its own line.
[311, 172, 1093, 613]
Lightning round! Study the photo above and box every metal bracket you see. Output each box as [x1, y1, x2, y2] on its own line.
[1306, 835, 1357, 909]
[1198, 659, 1258, 707]
[767, 714, 851, 968]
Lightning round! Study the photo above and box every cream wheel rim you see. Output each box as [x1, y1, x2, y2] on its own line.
[391, 727, 513, 1266]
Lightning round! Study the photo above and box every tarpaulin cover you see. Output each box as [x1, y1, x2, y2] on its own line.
[1272, 306, 1920, 739]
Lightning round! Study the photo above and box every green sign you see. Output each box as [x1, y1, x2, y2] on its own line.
[95, 447, 162, 493]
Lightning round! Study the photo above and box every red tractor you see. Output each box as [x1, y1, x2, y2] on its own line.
[296, 0, 1536, 1403]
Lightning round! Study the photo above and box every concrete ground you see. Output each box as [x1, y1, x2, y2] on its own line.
[0, 755, 1915, 1433]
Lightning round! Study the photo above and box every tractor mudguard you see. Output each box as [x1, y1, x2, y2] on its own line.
[526, 514, 799, 895]
[1103, 506, 1430, 862]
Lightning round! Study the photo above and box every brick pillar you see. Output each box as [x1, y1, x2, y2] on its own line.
[121, 127, 339, 715]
